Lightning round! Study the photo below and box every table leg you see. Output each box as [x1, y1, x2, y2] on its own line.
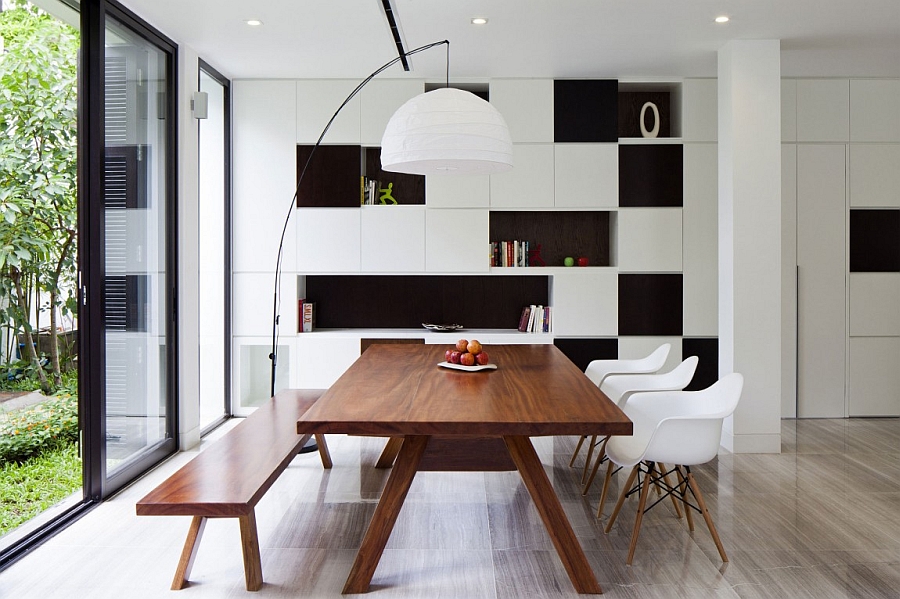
[343, 434, 429, 594]
[503, 435, 602, 595]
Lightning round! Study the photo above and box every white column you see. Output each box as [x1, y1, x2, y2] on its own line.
[718, 40, 782, 453]
[177, 46, 201, 450]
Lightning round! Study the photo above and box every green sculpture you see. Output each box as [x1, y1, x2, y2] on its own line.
[379, 182, 398, 205]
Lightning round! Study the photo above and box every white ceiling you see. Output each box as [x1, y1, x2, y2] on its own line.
[119, 0, 900, 82]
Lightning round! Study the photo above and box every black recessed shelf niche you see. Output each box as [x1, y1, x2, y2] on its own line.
[554, 79, 618, 143]
[616, 82, 681, 139]
[305, 275, 549, 330]
[489, 211, 611, 267]
[850, 209, 900, 272]
[618, 273, 683, 336]
[295, 145, 425, 208]
[681, 337, 719, 391]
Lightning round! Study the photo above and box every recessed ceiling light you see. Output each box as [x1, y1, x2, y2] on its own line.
[246, 19, 263, 26]
[471, 17, 488, 25]
[715, 15, 730, 23]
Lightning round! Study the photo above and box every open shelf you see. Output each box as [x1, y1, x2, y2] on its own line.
[489, 211, 611, 267]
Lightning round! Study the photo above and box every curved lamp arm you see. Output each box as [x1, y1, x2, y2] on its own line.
[269, 41, 450, 397]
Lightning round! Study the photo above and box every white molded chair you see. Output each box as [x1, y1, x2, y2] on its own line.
[581, 356, 700, 496]
[600, 373, 743, 565]
[570, 343, 672, 474]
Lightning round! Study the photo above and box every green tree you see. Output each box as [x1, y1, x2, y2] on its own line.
[0, 1, 78, 393]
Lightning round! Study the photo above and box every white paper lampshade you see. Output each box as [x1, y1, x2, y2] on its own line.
[380, 87, 514, 176]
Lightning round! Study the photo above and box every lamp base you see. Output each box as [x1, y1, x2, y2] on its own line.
[298, 439, 318, 454]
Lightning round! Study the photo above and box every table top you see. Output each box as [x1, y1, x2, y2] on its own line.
[297, 344, 632, 437]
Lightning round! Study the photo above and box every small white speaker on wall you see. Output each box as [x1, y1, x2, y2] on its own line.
[191, 91, 208, 119]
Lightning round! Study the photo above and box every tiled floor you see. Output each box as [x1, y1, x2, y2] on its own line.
[3, 419, 900, 598]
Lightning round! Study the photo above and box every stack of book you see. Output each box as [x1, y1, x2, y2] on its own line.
[298, 299, 316, 333]
[490, 240, 531, 267]
[517, 304, 551, 333]
[361, 177, 379, 205]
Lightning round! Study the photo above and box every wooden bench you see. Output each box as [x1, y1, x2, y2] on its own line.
[136, 389, 332, 591]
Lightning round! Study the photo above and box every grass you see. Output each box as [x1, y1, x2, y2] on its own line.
[0, 442, 81, 536]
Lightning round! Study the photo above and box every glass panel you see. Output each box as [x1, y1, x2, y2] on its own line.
[198, 69, 227, 429]
[103, 16, 170, 475]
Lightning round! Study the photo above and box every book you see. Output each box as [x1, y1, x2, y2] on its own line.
[301, 301, 315, 332]
[517, 306, 531, 332]
[526, 304, 537, 332]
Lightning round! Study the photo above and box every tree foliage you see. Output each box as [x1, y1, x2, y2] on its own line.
[0, 1, 79, 393]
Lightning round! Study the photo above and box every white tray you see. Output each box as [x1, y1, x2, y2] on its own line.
[437, 361, 498, 372]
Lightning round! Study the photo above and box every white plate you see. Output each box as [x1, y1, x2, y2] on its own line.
[422, 323, 464, 332]
[437, 361, 498, 372]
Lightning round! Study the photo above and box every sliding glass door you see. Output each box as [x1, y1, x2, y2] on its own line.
[80, 0, 177, 498]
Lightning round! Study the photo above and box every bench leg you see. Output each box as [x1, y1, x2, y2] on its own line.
[315, 434, 333, 469]
[171, 516, 207, 590]
[375, 436, 403, 468]
[239, 511, 264, 591]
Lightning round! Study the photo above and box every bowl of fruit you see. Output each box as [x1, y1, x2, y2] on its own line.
[438, 339, 497, 371]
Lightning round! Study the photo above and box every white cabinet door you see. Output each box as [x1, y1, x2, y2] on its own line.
[850, 79, 900, 142]
[296, 80, 361, 144]
[295, 336, 360, 389]
[233, 80, 298, 274]
[849, 144, 900, 207]
[796, 79, 849, 142]
[617, 208, 683, 273]
[360, 79, 424, 146]
[489, 144, 554, 208]
[781, 79, 797, 142]
[554, 144, 618, 208]
[426, 175, 490, 208]
[489, 79, 554, 143]
[425, 209, 489, 272]
[797, 144, 846, 418]
[550, 270, 618, 336]
[296, 208, 361, 272]
[849, 337, 900, 417]
[361, 206, 425, 272]
[682, 79, 717, 143]
[682, 143, 718, 336]
[849, 273, 900, 337]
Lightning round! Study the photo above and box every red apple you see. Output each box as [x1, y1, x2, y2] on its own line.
[475, 351, 490, 365]
[467, 340, 483, 355]
[460, 352, 476, 366]
[445, 349, 454, 362]
[455, 339, 469, 352]
[449, 351, 462, 364]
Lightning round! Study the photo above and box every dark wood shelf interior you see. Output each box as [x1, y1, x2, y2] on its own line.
[364, 148, 425, 205]
[306, 275, 549, 329]
[489, 211, 610, 267]
[617, 91, 672, 138]
[296, 145, 361, 208]
[618, 144, 684, 207]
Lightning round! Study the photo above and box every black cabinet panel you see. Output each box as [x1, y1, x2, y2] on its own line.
[619, 144, 683, 207]
[306, 275, 549, 329]
[682, 338, 718, 391]
[850, 209, 900, 272]
[618, 274, 683, 336]
[296, 145, 361, 207]
[553, 338, 618, 372]
[554, 80, 618, 143]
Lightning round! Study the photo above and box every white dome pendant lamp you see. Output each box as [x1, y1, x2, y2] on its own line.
[381, 87, 514, 176]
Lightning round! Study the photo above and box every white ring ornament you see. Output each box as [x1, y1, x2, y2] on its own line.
[639, 101, 660, 138]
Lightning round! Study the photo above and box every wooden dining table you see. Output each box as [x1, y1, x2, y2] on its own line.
[296, 343, 632, 594]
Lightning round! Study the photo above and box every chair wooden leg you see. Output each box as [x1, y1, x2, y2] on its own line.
[597, 459, 615, 519]
[315, 434, 333, 469]
[582, 436, 609, 496]
[375, 437, 404, 469]
[675, 466, 694, 531]
[238, 511, 264, 591]
[656, 463, 683, 519]
[580, 435, 598, 485]
[686, 469, 728, 562]
[171, 516, 207, 590]
[626, 463, 654, 565]
[568, 435, 587, 467]
[605, 465, 639, 533]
